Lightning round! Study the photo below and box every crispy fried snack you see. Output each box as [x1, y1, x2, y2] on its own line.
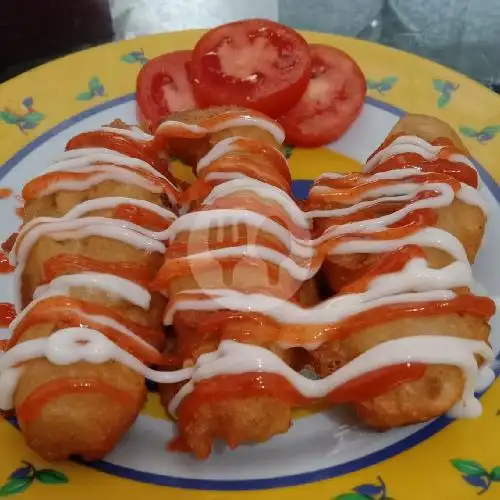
[310, 114, 485, 293]
[6, 122, 172, 461]
[13, 289, 166, 461]
[310, 310, 489, 427]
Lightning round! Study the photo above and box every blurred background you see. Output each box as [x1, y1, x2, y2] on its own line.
[1, 0, 499, 90]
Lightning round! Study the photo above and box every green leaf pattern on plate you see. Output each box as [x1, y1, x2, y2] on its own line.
[450, 459, 487, 476]
[121, 49, 148, 66]
[433, 79, 458, 108]
[0, 478, 33, 497]
[433, 79, 445, 92]
[366, 76, 398, 95]
[0, 461, 68, 497]
[75, 76, 106, 101]
[333, 475, 391, 500]
[76, 91, 95, 101]
[437, 92, 451, 109]
[35, 470, 69, 485]
[283, 144, 294, 159]
[334, 494, 367, 500]
[459, 124, 500, 143]
[451, 458, 500, 495]
[0, 98, 44, 133]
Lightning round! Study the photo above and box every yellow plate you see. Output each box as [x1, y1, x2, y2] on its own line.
[1, 30, 500, 500]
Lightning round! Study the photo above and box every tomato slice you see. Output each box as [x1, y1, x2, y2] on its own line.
[190, 19, 312, 117]
[278, 44, 366, 147]
[136, 50, 198, 132]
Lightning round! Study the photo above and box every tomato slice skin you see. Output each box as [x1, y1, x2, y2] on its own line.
[136, 50, 198, 132]
[278, 44, 366, 147]
[190, 19, 312, 117]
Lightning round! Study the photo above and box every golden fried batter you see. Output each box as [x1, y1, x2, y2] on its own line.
[177, 397, 292, 460]
[24, 181, 168, 222]
[309, 312, 489, 427]
[13, 289, 166, 461]
[390, 113, 469, 155]
[21, 235, 164, 308]
[321, 198, 485, 293]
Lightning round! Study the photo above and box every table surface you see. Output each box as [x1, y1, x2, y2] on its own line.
[2, 0, 500, 92]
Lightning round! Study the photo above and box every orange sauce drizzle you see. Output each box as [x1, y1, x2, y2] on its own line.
[163, 293, 494, 362]
[9, 296, 165, 362]
[22, 165, 178, 203]
[0, 188, 12, 199]
[339, 245, 425, 294]
[42, 254, 154, 289]
[0, 339, 8, 352]
[0, 253, 14, 274]
[157, 112, 290, 207]
[172, 365, 426, 456]
[65, 129, 175, 183]
[199, 156, 290, 193]
[9, 114, 486, 429]
[307, 172, 461, 207]
[367, 134, 478, 187]
[0, 303, 16, 328]
[1, 233, 18, 253]
[155, 110, 283, 141]
[112, 203, 172, 231]
[17, 377, 140, 424]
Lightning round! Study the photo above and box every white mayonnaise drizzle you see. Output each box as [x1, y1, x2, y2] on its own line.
[310, 184, 486, 219]
[36, 147, 179, 205]
[12, 217, 165, 266]
[327, 227, 469, 263]
[156, 115, 285, 144]
[37, 169, 164, 198]
[307, 192, 420, 219]
[164, 289, 457, 327]
[209, 116, 285, 144]
[156, 121, 206, 135]
[164, 209, 315, 258]
[9, 293, 157, 355]
[48, 150, 166, 179]
[319, 182, 455, 236]
[368, 257, 472, 293]
[197, 137, 241, 173]
[19, 197, 176, 241]
[457, 183, 489, 214]
[99, 126, 154, 142]
[365, 136, 443, 172]
[196, 136, 288, 175]
[6, 118, 493, 434]
[0, 330, 491, 424]
[317, 168, 424, 183]
[174, 244, 318, 281]
[364, 135, 477, 173]
[9, 292, 61, 333]
[202, 179, 309, 229]
[0, 328, 194, 411]
[204, 172, 251, 183]
[33, 273, 151, 310]
[447, 153, 477, 170]
[11, 218, 165, 310]
[168, 337, 493, 417]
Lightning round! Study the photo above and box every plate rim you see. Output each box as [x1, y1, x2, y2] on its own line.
[2, 94, 499, 490]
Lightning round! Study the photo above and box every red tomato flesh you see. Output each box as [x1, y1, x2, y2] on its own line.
[136, 50, 198, 132]
[278, 44, 366, 147]
[190, 19, 312, 117]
